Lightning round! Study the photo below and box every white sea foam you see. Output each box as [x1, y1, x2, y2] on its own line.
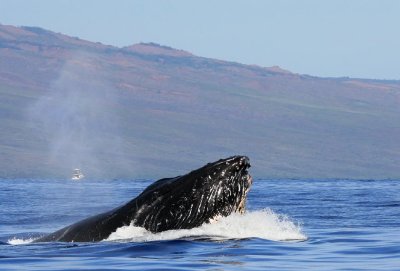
[8, 237, 36, 245]
[7, 209, 306, 245]
[105, 209, 307, 242]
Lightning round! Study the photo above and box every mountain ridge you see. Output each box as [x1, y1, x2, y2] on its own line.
[0, 23, 399, 179]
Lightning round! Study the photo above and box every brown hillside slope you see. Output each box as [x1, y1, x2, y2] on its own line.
[0, 24, 399, 179]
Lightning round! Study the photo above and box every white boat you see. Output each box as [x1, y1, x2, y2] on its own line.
[71, 168, 84, 180]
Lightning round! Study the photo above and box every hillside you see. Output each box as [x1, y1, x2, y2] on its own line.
[0, 24, 399, 179]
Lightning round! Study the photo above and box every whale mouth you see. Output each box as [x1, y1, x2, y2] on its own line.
[199, 155, 252, 223]
[129, 155, 253, 233]
[209, 170, 252, 224]
[226, 156, 252, 214]
[235, 174, 252, 214]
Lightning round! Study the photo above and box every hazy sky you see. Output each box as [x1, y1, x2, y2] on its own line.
[1, 0, 399, 79]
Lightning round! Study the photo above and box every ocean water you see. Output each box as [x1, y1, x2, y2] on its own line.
[0, 178, 399, 270]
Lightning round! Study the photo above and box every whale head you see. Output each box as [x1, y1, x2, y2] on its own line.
[131, 155, 252, 232]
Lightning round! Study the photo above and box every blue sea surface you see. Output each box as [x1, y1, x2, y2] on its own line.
[0, 178, 399, 270]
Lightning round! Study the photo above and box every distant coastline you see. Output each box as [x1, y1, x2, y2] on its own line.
[0, 24, 399, 179]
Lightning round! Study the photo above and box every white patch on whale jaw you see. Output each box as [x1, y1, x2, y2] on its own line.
[208, 214, 222, 224]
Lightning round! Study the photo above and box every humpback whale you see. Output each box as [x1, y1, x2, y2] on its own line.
[35, 155, 252, 242]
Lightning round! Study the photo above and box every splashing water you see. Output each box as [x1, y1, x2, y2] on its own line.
[8, 237, 36, 245]
[8, 209, 305, 245]
[105, 209, 307, 243]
